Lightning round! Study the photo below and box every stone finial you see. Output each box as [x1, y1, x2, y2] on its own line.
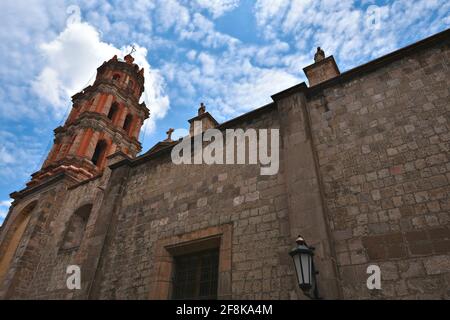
[198, 102, 206, 115]
[314, 47, 325, 63]
[124, 54, 135, 64]
[303, 49, 340, 87]
[165, 128, 174, 142]
[111, 55, 118, 61]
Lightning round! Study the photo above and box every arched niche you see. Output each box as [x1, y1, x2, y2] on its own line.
[60, 204, 93, 251]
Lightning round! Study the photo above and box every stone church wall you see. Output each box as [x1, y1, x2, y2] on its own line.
[91, 108, 302, 299]
[25, 174, 108, 299]
[0, 174, 108, 299]
[307, 39, 450, 298]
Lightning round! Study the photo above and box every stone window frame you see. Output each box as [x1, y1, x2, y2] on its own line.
[149, 224, 232, 300]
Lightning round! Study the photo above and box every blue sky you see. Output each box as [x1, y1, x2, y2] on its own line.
[0, 0, 449, 225]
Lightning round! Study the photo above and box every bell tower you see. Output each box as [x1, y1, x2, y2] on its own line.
[25, 53, 150, 188]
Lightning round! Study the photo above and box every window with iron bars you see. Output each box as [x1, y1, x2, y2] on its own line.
[172, 248, 219, 300]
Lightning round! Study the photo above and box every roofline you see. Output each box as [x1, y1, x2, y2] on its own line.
[188, 112, 220, 125]
[307, 27, 450, 97]
[217, 102, 276, 129]
[68, 173, 103, 190]
[110, 102, 278, 170]
[274, 27, 450, 100]
[303, 55, 340, 74]
[10, 172, 78, 202]
[110, 28, 450, 170]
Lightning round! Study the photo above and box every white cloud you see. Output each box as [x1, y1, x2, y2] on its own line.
[0, 146, 15, 165]
[0, 199, 12, 223]
[129, 45, 170, 135]
[0, 0, 67, 120]
[155, 0, 191, 32]
[186, 50, 197, 60]
[31, 21, 119, 116]
[0, 130, 47, 185]
[445, 15, 450, 25]
[253, 0, 449, 69]
[198, 52, 216, 75]
[172, 128, 190, 140]
[179, 12, 239, 48]
[254, 0, 290, 27]
[0, 200, 12, 208]
[2, 0, 449, 151]
[32, 20, 170, 135]
[163, 45, 300, 121]
[195, 0, 240, 18]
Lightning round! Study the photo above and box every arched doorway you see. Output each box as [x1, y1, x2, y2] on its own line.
[0, 201, 37, 284]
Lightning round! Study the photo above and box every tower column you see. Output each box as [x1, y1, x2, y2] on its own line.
[66, 107, 80, 124]
[43, 143, 61, 167]
[56, 136, 72, 161]
[132, 118, 142, 139]
[117, 106, 129, 128]
[86, 131, 101, 160]
[99, 94, 114, 115]
[77, 129, 94, 158]
[68, 131, 84, 155]
[94, 94, 108, 113]
[89, 94, 101, 112]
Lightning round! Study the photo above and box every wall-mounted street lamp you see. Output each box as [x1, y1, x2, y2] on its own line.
[289, 235, 321, 300]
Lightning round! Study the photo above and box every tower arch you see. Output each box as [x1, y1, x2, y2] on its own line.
[91, 139, 108, 167]
[107, 102, 119, 121]
[123, 114, 134, 135]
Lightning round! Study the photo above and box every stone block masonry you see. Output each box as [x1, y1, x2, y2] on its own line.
[307, 33, 450, 299]
[89, 108, 300, 299]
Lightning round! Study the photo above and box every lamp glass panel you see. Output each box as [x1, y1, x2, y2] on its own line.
[293, 254, 303, 285]
[301, 253, 312, 285]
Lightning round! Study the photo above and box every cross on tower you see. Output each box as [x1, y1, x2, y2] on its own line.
[166, 128, 175, 141]
[124, 45, 137, 64]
